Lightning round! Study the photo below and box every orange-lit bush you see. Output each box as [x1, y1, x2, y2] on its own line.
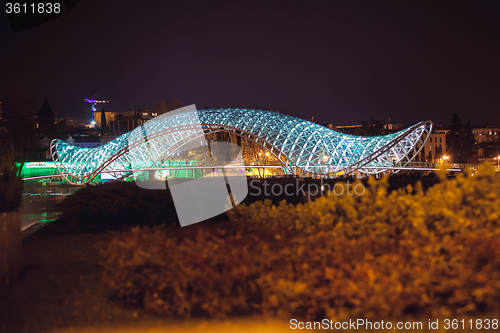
[102, 223, 282, 317]
[102, 164, 500, 320]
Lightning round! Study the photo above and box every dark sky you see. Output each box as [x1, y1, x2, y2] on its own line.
[1, 1, 499, 127]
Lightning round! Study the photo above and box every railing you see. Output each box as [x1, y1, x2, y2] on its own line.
[404, 162, 477, 170]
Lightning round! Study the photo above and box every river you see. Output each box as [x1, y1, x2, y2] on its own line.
[21, 181, 80, 231]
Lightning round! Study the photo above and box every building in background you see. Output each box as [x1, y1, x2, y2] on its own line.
[383, 123, 404, 132]
[420, 130, 447, 163]
[56, 116, 88, 128]
[473, 126, 500, 163]
[418, 125, 500, 164]
[107, 107, 156, 138]
[323, 122, 404, 135]
[93, 110, 117, 131]
[36, 97, 55, 132]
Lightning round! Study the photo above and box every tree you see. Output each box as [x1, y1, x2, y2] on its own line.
[447, 113, 477, 163]
[427, 150, 433, 163]
[239, 139, 281, 177]
[448, 112, 462, 161]
[462, 120, 477, 161]
[436, 145, 443, 158]
[420, 147, 426, 162]
[101, 108, 107, 133]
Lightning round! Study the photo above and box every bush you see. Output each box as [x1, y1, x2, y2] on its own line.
[102, 163, 500, 320]
[58, 182, 180, 231]
[102, 223, 279, 317]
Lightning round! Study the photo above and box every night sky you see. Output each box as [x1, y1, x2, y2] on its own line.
[1, 1, 499, 127]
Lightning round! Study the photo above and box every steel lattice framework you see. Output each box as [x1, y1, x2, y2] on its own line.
[51, 109, 432, 185]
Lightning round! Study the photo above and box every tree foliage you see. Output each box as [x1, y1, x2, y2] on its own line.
[100, 108, 107, 133]
[448, 113, 477, 163]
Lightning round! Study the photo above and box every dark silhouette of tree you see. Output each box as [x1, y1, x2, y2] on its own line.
[420, 147, 426, 162]
[462, 120, 477, 161]
[101, 108, 107, 133]
[448, 112, 462, 162]
[436, 144, 443, 158]
[447, 113, 477, 163]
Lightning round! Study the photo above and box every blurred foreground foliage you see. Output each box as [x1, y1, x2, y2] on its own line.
[102, 164, 500, 320]
[0, 164, 23, 213]
[0, 128, 23, 213]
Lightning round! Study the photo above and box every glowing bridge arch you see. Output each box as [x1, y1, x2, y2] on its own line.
[51, 108, 432, 185]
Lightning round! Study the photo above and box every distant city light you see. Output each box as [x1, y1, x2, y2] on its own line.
[85, 95, 109, 126]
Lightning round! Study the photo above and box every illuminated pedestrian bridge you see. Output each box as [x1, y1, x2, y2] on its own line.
[51, 108, 432, 185]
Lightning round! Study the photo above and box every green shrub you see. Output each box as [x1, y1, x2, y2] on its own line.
[102, 163, 500, 320]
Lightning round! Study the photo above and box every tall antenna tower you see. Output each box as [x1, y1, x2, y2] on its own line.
[84, 95, 110, 127]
